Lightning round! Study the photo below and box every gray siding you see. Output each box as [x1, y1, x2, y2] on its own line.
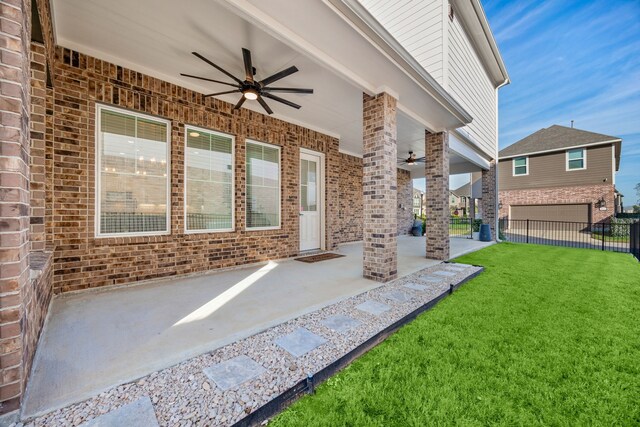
[499, 145, 615, 190]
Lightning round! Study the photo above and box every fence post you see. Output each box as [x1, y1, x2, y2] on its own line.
[601, 222, 605, 251]
[526, 219, 529, 244]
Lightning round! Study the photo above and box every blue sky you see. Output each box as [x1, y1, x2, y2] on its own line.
[417, 0, 640, 205]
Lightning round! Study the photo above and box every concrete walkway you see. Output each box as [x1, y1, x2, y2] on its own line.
[23, 236, 492, 418]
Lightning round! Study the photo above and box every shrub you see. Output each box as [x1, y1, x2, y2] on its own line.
[472, 219, 482, 233]
[610, 218, 636, 237]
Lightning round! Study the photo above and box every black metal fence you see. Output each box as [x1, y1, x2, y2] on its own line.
[450, 217, 472, 238]
[499, 218, 640, 256]
[631, 221, 640, 261]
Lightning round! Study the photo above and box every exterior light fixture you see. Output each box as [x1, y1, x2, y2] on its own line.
[243, 88, 259, 100]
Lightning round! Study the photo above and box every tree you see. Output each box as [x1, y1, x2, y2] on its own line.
[636, 182, 640, 205]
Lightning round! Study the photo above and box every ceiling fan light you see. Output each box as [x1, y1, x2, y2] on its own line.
[243, 89, 258, 100]
[189, 131, 200, 137]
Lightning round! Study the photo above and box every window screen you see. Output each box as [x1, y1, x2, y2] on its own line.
[246, 141, 280, 229]
[98, 106, 169, 236]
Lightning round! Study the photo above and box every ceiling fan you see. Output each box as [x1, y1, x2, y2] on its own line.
[181, 48, 313, 115]
[398, 151, 425, 166]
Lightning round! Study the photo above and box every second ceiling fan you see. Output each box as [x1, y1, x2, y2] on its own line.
[181, 48, 314, 115]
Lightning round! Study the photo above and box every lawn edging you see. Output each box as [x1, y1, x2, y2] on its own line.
[233, 264, 484, 427]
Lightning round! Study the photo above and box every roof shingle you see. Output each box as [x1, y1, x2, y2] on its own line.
[499, 125, 620, 158]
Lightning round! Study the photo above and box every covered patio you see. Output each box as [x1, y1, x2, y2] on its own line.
[24, 236, 492, 417]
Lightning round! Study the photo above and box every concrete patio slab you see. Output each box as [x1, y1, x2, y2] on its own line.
[203, 355, 267, 391]
[403, 283, 428, 291]
[274, 327, 327, 357]
[320, 315, 361, 334]
[23, 236, 492, 417]
[356, 300, 391, 316]
[381, 290, 412, 303]
[79, 396, 158, 427]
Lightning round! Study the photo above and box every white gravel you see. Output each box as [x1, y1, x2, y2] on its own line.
[18, 262, 481, 427]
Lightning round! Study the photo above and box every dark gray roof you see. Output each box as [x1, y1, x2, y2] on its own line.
[451, 182, 471, 197]
[499, 125, 620, 158]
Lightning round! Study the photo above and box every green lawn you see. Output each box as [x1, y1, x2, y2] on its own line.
[272, 243, 640, 426]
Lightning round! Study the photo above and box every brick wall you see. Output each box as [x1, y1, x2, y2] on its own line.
[362, 93, 397, 282]
[335, 152, 413, 244]
[47, 47, 340, 293]
[499, 183, 616, 224]
[0, 0, 31, 414]
[481, 159, 497, 238]
[396, 168, 412, 236]
[336, 153, 362, 244]
[425, 131, 449, 260]
[29, 43, 46, 251]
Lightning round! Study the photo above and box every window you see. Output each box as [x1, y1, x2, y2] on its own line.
[246, 140, 280, 229]
[96, 105, 170, 237]
[513, 156, 528, 175]
[567, 148, 586, 170]
[185, 126, 234, 233]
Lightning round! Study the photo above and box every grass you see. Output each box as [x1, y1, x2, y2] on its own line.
[272, 243, 640, 426]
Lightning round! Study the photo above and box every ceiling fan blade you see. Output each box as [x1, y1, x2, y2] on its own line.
[260, 66, 298, 87]
[242, 48, 253, 82]
[414, 157, 426, 162]
[180, 73, 239, 88]
[203, 89, 241, 97]
[192, 52, 244, 85]
[262, 87, 314, 94]
[234, 96, 246, 110]
[257, 96, 273, 115]
[262, 92, 301, 109]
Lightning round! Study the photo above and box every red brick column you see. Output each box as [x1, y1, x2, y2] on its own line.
[481, 160, 497, 239]
[362, 93, 397, 282]
[0, 0, 31, 414]
[425, 131, 450, 260]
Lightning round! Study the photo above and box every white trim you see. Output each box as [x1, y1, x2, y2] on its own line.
[183, 125, 235, 234]
[611, 145, 616, 186]
[565, 148, 586, 171]
[299, 148, 326, 251]
[499, 139, 621, 160]
[95, 103, 171, 238]
[512, 156, 528, 176]
[245, 139, 282, 231]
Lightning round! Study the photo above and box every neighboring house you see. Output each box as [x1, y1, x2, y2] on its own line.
[413, 188, 425, 217]
[498, 125, 622, 224]
[0, 0, 508, 414]
[450, 183, 471, 215]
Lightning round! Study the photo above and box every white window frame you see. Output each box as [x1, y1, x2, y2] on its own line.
[566, 148, 587, 171]
[513, 156, 529, 176]
[245, 139, 281, 231]
[184, 125, 235, 234]
[95, 103, 171, 238]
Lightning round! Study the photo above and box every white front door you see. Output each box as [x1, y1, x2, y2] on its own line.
[299, 151, 322, 251]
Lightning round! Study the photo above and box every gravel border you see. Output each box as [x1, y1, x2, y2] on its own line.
[18, 262, 482, 427]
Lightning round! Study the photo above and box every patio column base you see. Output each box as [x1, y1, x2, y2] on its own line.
[362, 92, 397, 282]
[425, 131, 450, 260]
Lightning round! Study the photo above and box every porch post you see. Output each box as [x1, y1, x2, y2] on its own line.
[362, 93, 397, 282]
[425, 131, 450, 260]
[0, 0, 31, 414]
[480, 160, 497, 239]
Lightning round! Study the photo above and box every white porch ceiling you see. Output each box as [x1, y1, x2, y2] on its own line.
[51, 0, 485, 175]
